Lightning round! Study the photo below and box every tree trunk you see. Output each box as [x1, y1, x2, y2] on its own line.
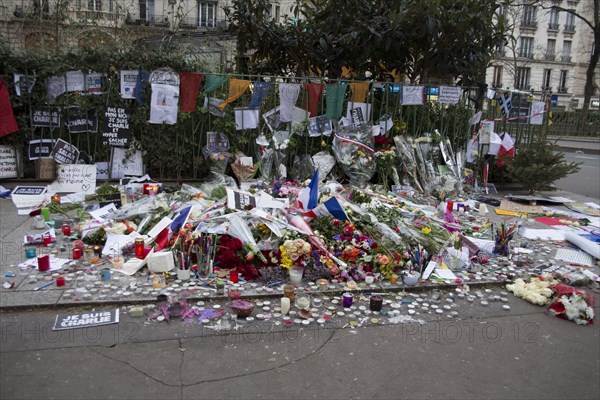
[582, 0, 600, 114]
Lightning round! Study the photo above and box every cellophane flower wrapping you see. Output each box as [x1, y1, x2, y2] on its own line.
[290, 154, 315, 182]
[256, 145, 274, 182]
[312, 151, 336, 182]
[202, 146, 231, 175]
[332, 125, 376, 188]
[273, 130, 290, 179]
[393, 136, 423, 192]
[231, 152, 258, 183]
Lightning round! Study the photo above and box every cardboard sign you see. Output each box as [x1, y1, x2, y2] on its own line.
[65, 107, 98, 133]
[111, 148, 144, 179]
[48, 164, 97, 194]
[0, 145, 18, 179]
[50, 139, 79, 164]
[53, 309, 119, 330]
[37, 158, 56, 180]
[32, 106, 61, 128]
[28, 139, 56, 160]
[102, 107, 131, 147]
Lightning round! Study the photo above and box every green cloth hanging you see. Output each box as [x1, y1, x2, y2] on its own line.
[325, 83, 348, 120]
[202, 75, 228, 95]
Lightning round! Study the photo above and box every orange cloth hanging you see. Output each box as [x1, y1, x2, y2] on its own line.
[218, 79, 251, 111]
[349, 82, 370, 103]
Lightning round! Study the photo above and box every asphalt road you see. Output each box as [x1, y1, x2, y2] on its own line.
[554, 151, 600, 200]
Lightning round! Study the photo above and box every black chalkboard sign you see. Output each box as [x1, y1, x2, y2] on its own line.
[102, 107, 131, 147]
[50, 138, 80, 164]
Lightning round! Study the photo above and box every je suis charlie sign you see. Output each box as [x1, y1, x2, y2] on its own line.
[53, 309, 119, 330]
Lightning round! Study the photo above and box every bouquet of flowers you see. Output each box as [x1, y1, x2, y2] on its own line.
[202, 132, 231, 175]
[231, 152, 258, 183]
[279, 238, 312, 268]
[255, 134, 274, 182]
[375, 148, 397, 190]
[546, 284, 595, 325]
[332, 124, 376, 188]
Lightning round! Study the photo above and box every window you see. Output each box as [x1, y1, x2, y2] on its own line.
[565, 11, 575, 31]
[87, 0, 102, 11]
[522, 5, 537, 26]
[139, 0, 154, 21]
[198, 1, 216, 28]
[559, 70, 568, 92]
[493, 66, 503, 87]
[519, 37, 534, 58]
[516, 67, 531, 90]
[275, 5, 280, 23]
[542, 69, 552, 90]
[546, 39, 556, 60]
[33, 0, 50, 17]
[562, 40, 572, 62]
[548, 8, 559, 29]
[496, 41, 505, 56]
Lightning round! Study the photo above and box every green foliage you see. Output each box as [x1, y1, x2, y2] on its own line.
[507, 136, 581, 194]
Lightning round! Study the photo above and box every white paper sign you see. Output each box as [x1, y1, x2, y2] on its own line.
[48, 164, 97, 194]
[438, 86, 462, 104]
[530, 101, 545, 125]
[120, 70, 139, 99]
[11, 186, 48, 212]
[345, 102, 372, 124]
[0, 145, 18, 179]
[47, 75, 66, 102]
[65, 71, 85, 92]
[111, 148, 144, 179]
[234, 108, 259, 130]
[96, 162, 109, 180]
[89, 203, 117, 221]
[402, 86, 424, 105]
[149, 84, 179, 125]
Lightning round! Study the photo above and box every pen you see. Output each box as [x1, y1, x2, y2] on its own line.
[34, 281, 54, 291]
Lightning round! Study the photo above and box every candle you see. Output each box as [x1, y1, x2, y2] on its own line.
[283, 285, 295, 303]
[134, 238, 145, 259]
[62, 223, 71, 236]
[370, 295, 383, 312]
[446, 201, 454, 213]
[295, 295, 310, 310]
[230, 269, 239, 283]
[390, 274, 399, 284]
[42, 234, 51, 247]
[51, 194, 61, 204]
[342, 293, 353, 308]
[25, 248, 36, 259]
[56, 276, 65, 287]
[365, 275, 375, 285]
[37, 255, 50, 272]
[72, 248, 81, 260]
[280, 297, 290, 315]
[40, 207, 51, 222]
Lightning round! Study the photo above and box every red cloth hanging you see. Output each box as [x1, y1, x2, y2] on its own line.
[0, 80, 20, 137]
[179, 72, 204, 113]
[303, 83, 324, 117]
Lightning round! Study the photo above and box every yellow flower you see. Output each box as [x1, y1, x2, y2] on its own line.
[279, 245, 293, 269]
[422, 227, 431, 234]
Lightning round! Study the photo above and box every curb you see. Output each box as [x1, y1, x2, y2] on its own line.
[552, 145, 600, 155]
[0, 279, 510, 312]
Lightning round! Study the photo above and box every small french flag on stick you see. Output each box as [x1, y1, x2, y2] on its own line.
[154, 205, 192, 251]
[303, 196, 349, 221]
[297, 169, 319, 210]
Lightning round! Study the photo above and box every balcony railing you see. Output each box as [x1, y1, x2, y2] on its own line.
[548, 22, 559, 30]
[560, 55, 572, 62]
[518, 51, 534, 59]
[520, 20, 537, 28]
[564, 25, 575, 33]
[544, 52, 555, 61]
[71, 9, 125, 26]
[558, 87, 569, 93]
[178, 16, 228, 30]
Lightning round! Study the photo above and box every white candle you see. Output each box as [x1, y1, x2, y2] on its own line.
[281, 297, 290, 315]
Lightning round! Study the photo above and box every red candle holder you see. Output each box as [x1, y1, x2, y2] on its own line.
[72, 248, 82, 260]
[56, 276, 65, 286]
[42, 234, 51, 247]
[229, 269, 239, 283]
[62, 223, 71, 236]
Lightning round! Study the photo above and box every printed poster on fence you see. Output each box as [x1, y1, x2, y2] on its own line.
[32, 106, 61, 128]
[65, 70, 85, 92]
[102, 107, 131, 147]
[529, 101, 545, 125]
[27, 139, 56, 160]
[13, 73, 36, 96]
[50, 138, 79, 164]
[47, 75, 66, 102]
[438, 86, 462, 105]
[65, 107, 98, 133]
[120, 70, 139, 99]
[149, 68, 179, 125]
[86, 72, 106, 95]
[0, 145, 18, 179]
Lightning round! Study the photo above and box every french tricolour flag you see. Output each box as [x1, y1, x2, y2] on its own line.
[297, 169, 319, 210]
[496, 132, 515, 168]
[154, 205, 192, 251]
[303, 196, 349, 221]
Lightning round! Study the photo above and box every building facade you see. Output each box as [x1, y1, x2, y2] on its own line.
[486, 0, 599, 110]
[0, 0, 298, 72]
